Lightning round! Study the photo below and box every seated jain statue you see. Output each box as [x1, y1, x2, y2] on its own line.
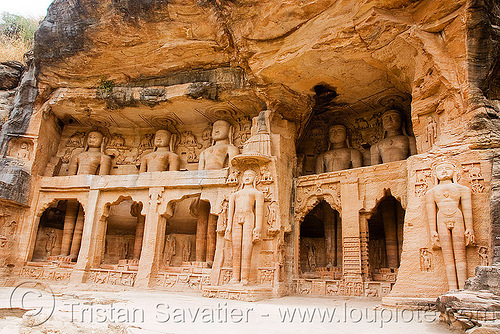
[140, 130, 180, 172]
[68, 131, 112, 175]
[315, 124, 362, 173]
[370, 109, 417, 164]
[224, 169, 264, 285]
[426, 159, 475, 290]
[198, 120, 239, 170]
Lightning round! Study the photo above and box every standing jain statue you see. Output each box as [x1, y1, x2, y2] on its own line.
[68, 130, 112, 175]
[140, 130, 180, 172]
[198, 120, 239, 170]
[425, 159, 475, 290]
[315, 124, 362, 173]
[225, 169, 264, 285]
[371, 109, 417, 164]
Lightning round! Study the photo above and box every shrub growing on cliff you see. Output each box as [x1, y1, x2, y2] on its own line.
[0, 12, 41, 63]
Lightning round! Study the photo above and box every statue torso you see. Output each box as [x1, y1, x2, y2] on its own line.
[144, 151, 175, 172]
[320, 148, 354, 172]
[377, 135, 410, 163]
[77, 151, 105, 175]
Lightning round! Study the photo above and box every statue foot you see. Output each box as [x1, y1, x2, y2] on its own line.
[240, 279, 249, 286]
[229, 278, 239, 285]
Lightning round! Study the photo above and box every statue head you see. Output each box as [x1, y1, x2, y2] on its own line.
[381, 109, 403, 135]
[431, 158, 460, 183]
[86, 131, 105, 150]
[328, 124, 348, 146]
[154, 130, 172, 149]
[242, 169, 257, 186]
[212, 120, 232, 142]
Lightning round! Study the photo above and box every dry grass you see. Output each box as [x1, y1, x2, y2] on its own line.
[0, 35, 31, 64]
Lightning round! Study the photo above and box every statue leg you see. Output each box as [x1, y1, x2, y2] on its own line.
[69, 207, 85, 260]
[195, 201, 210, 262]
[381, 202, 399, 268]
[437, 224, 458, 290]
[452, 220, 467, 289]
[240, 218, 254, 285]
[231, 223, 243, 282]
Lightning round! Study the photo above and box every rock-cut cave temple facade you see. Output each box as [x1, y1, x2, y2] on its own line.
[0, 0, 499, 303]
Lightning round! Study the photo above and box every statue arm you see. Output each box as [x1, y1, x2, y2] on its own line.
[67, 155, 79, 175]
[460, 186, 475, 245]
[225, 193, 235, 240]
[139, 156, 148, 173]
[253, 191, 265, 242]
[99, 156, 112, 175]
[227, 146, 240, 167]
[198, 151, 206, 171]
[169, 154, 181, 171]
[409, 136, 417, 156]
[315, 155, 324, 174]
[425, 190, 439, 248]
[351, 150, 363, 168]
[370, 144, 381, 165]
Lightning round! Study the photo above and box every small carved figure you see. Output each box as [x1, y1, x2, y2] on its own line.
[305, 240, 316, 272]
[67, 131, 112, 175]
[425, 116, 437, 148]
[420, 248, 432, 272]
[198, 120, 239, 170]
[260, 167, 273, 183]
[225, 169, 264, 285]
[109, 134, 125, 147]
[216, 198, 229, 234]
[315, 124, 363, 173]
[16, 142, 30, 161]
[226, 170, 239, 185]
[45, 228, 57, 258]
[426, 159, 475, 290]
[478, 246, 488, 266]
[67, 132, 86, 147]
[140, 134, 154, 148]
[163, 234, 176, 265]
[140, 130, 180, 172]
[370, 110, 417, 164]
[267, 201, 279, 235]
[183, 236, 192, 262]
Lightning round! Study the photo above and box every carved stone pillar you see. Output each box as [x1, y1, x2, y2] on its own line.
[381, 201, 399, 268]
[195, 200, 210, 262]
[60, 201, 79, 256]
[323, 203, 335, 267]
[136, 187, 165, 288]
[69, 207, 84, 259]
[133, 215, 145, 260]
[71, 189, 100, 283]
[206, 214, 217, 263]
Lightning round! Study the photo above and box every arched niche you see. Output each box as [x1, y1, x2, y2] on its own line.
[367, 195, 405, 282]
[31, 199, 85, 263]
[162, 195, 216, 268]
[299, 200, 342, 279]
[99, 197, 145, 269]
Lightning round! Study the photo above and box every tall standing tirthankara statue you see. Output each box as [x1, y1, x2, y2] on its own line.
[225, 169, 264, 285]
[426, 159, 475, 290]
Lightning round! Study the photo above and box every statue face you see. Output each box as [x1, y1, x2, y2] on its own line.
[154, 130, 171, 147]
[212, 120, 230, 141]
[87, 131, 104, 148]
[328, 125, 347, 144]
[382, 111, 402, 132]
[435, 163, 455, 181]
[242, 170, 256, 184]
